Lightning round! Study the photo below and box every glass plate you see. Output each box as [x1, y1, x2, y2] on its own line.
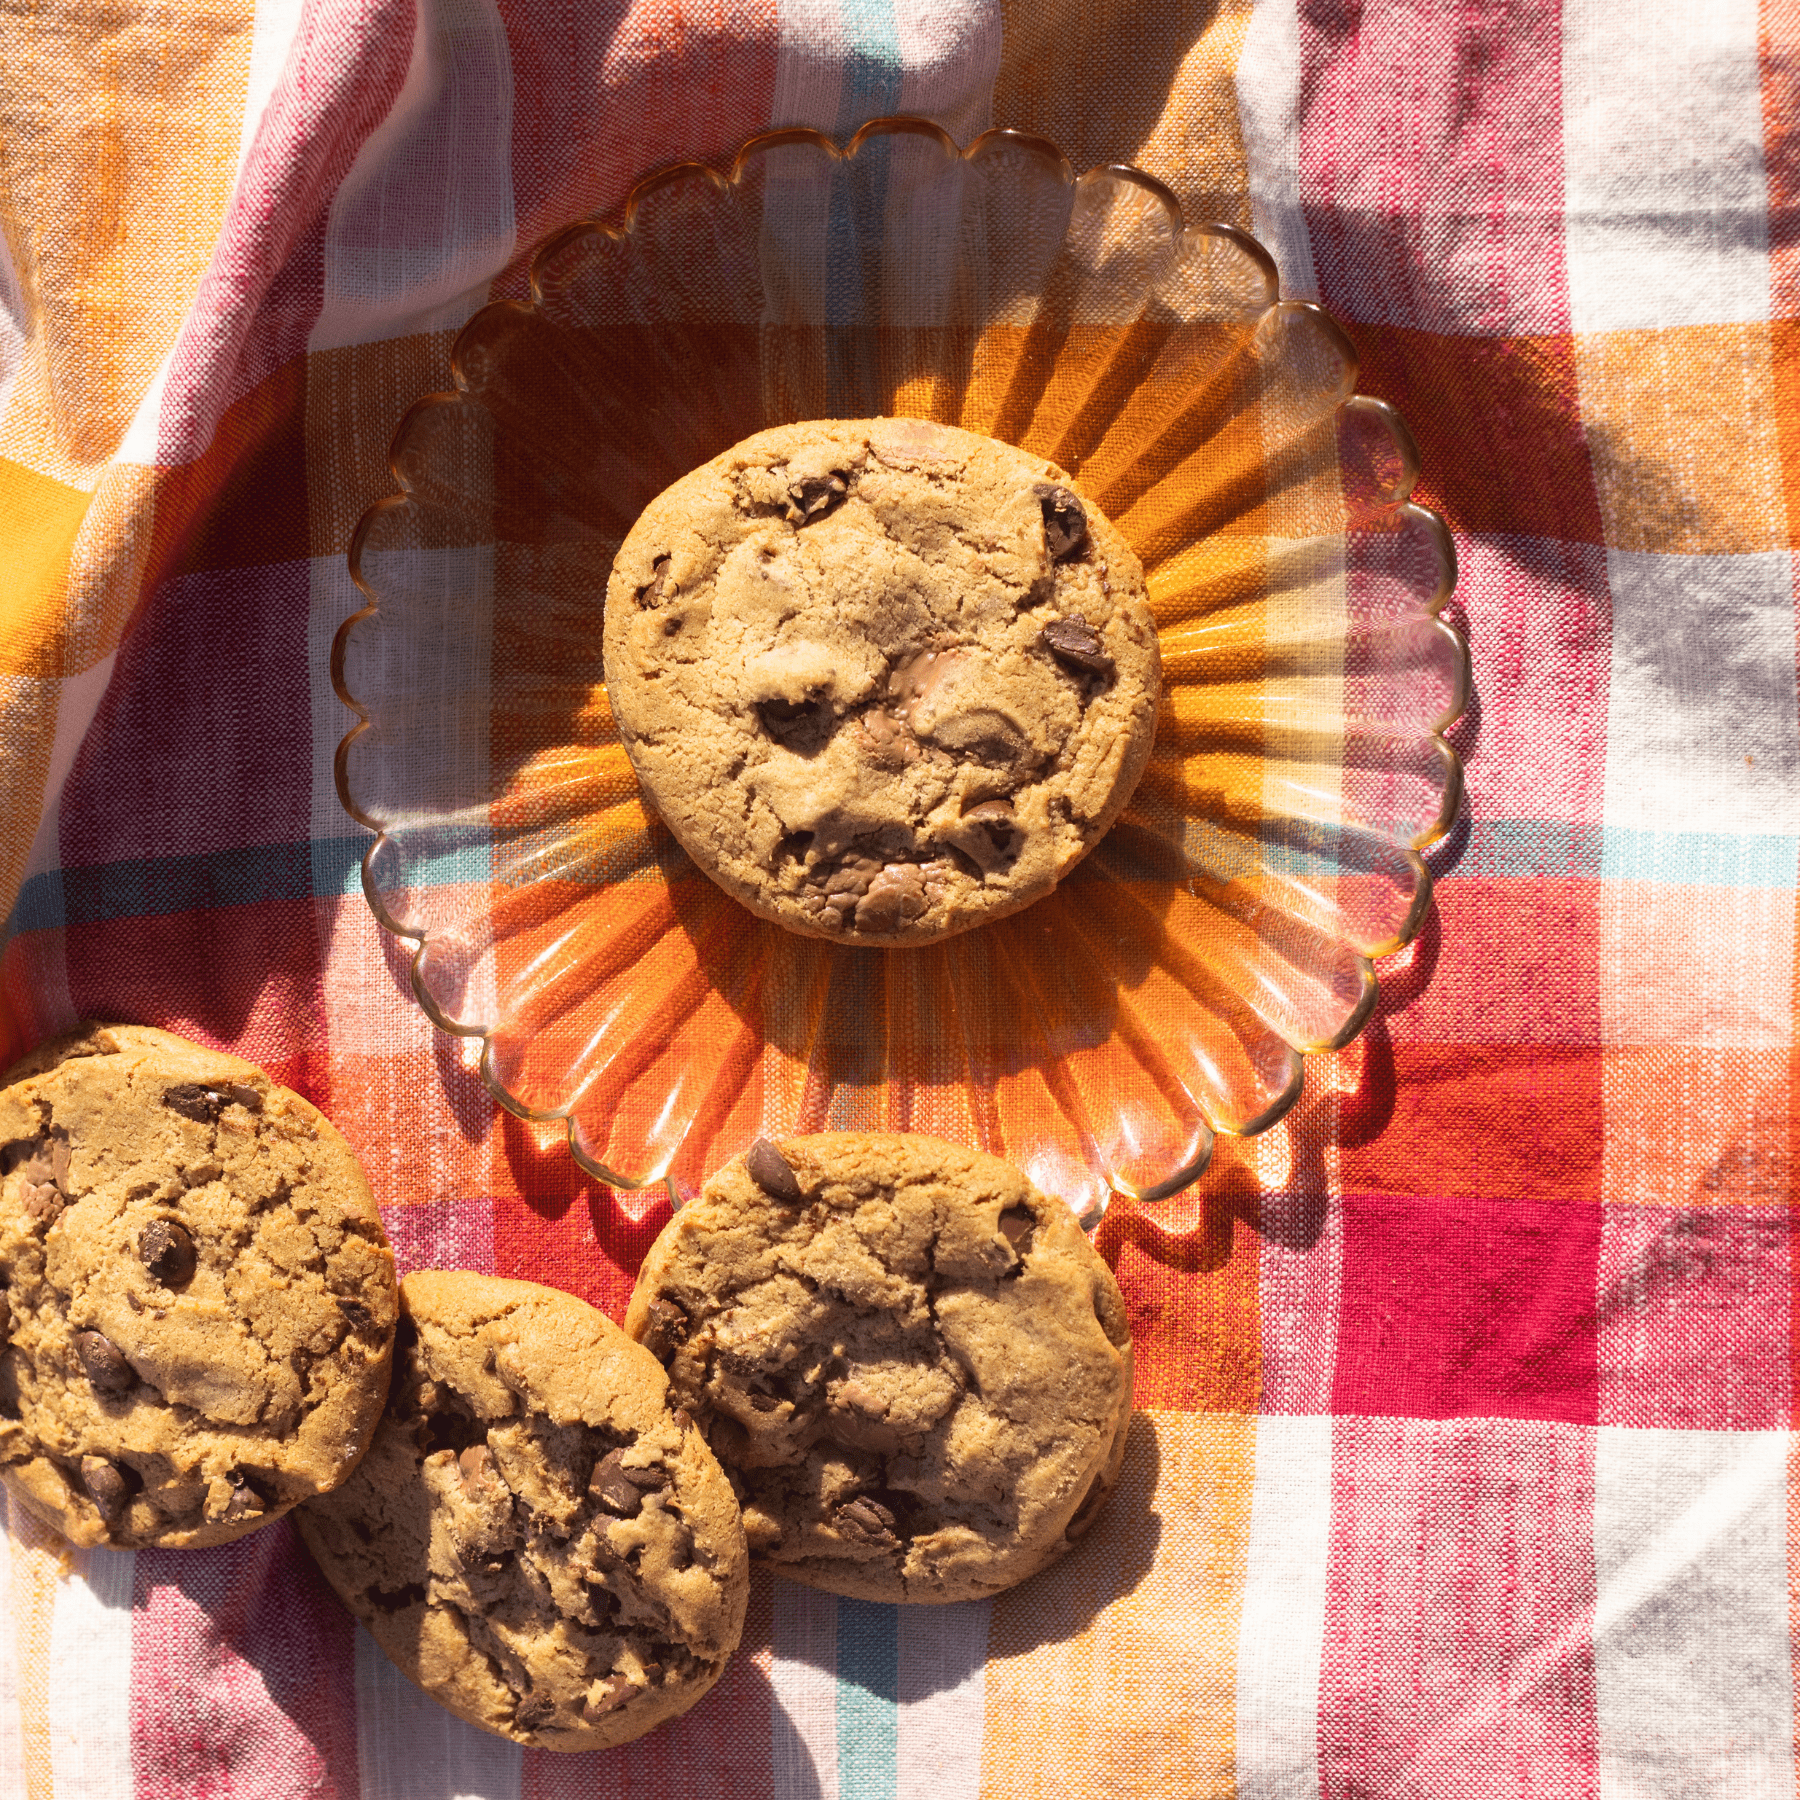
[333, 116, 1467, 1223]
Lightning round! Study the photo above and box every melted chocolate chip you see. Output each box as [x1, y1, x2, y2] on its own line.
[585, 1675, 634, 1718]
[744, 1137, 802, 1204]
[837, 1496, 898, 1542]
[789, 471, 848, 521]
[963, 797, 1020, 862]
[0, 1294, 10, 1341]
[80, 1455, 129, 1523]
[161, 1084, 222, 1124]
[747, 1390, 782, 1413]
[458, 1444, 499, 1489]
[589, 1451, 642, 1516]
[138, 1218, 197, 1288]
[853, 862, 929, 933]
[514, 1694, 556, 1731]
[1034, 482, 1088, 559]
[998, 1207, 1037, 1259]
[637, 555, 671, 607]
[589, 1450, 669, 1517]
[643, 1298, 690, 1362]
[21, 1184, 63, 1227]
[1040, 617, 1114, 677]
[222, 1476, 265, 1522]
[75, 1330, 134, 1395]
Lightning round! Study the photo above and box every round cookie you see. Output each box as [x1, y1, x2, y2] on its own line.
[298, 1273, 749, 1752]
[0, 1023, 398, 1549]
[603, 418, 1161, 944]
[623, 1133, 1134, 1604]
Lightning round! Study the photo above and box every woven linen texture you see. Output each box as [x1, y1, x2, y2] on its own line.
[0, 0, 1796, 1793]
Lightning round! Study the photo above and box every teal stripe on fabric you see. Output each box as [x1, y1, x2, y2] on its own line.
[1600, 825, 1799, 889]
[7, 838, 370, 935]
[15, 818, 1791, 940]
[824, 0, 902, 408]
[835, 0, 903, 130]
[837, 1597, 899, 1800]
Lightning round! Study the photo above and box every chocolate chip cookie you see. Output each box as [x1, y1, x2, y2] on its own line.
[604, 419, 1161, 944]
[0, 1024, 397, 1548]
[624, 1133, 1134, 1604]
[298, 1273, 749, 1752]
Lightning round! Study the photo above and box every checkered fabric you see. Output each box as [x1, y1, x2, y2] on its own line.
[0, 0, 1796, 1793]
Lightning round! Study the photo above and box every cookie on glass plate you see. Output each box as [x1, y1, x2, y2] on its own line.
[603, 418, 1161, 944]
[298, 1273, 749, 1752]
[0, 1023, 398, 1548]
[624, 1132, 1134, 1604]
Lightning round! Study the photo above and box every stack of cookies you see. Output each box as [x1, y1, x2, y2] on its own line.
[0, 1028, 1134, 1756]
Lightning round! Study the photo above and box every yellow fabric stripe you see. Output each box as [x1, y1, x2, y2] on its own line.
[0, 457, 89, 678]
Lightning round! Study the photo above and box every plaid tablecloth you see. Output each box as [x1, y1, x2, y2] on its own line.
[1, 0, 1796, 1793]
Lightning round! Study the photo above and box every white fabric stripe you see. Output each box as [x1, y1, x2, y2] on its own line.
[895, 1600, 989, 1800]
[47, 1548, 137, 1800]
[1601, 549, 1800, 845]
[1256, 1130, 1342, 1415]
[893, 0, 1000, 146]
[0, 222, 29, 437]
[0, 1498, 28, 1800]
[20, 651, 119, 887]
[112, 350, 179, 469]
[1594, 1428, 1795, 1799]
[116, 0, 302, 467]
[1235, 1414, 1330, 1800]
[771, 1580, 840, 1800]
[355, 1624, 521, 1800]
[1234, 0, 1317, 301]
[309, 0, 515, 354]
[771, 0, 847, 133]
[1562, 0, 1770, 331]
[12, 650, 117, 1043]
[233, 0, 312, 183]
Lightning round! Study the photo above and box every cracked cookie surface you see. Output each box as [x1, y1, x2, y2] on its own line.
[0, 1023, 397, 1548]
[624, 1133, 1134, 1604]
[603, 419, 1161, 944]
[298, 1273, 749, 1752]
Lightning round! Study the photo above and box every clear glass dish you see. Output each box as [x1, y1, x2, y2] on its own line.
[333, 116, 1467, 1221]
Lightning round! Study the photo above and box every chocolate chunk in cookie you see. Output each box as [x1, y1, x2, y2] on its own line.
[0, 1024, 398, 1549]
[138, 1218, 198, 1288]
[625, 1133, 1134, 1605]
[744, 1137, 802, 1203]
[298, 1274, 749, 1753]
[1034, 482, 1088, 561]
[1040, 616, 1115, 678]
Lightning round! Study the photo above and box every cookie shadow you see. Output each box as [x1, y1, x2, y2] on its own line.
[983, 1410, 1163, 1658]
